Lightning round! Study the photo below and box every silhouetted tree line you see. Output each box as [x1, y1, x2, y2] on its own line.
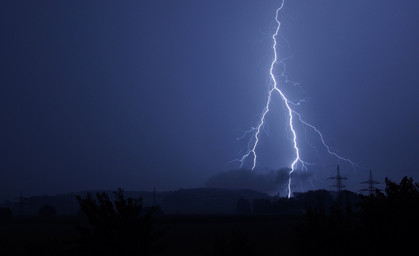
[74, 188, 163, 256]
[2, 179, 418, 255]
[236, 189, 360, 215]
[298, 176, 419, 255]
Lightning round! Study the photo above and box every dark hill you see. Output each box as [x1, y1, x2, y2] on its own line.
[161, 188, 270, 214]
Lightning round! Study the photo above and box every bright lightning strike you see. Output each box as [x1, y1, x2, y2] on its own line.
[237, 0, 357, 198]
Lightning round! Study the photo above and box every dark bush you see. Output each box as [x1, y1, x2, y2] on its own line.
[298, 176, 419, 255]
[75, 188, 162, 256]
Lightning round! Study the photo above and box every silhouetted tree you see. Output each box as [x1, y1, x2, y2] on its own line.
[38, 204, 56, 217]
[297, 190, 362, 255]
[358, 176, 419, 252]
[384, 176, 419, 198]
[298, 177, 419, 255]
[75, 188, 162, 256]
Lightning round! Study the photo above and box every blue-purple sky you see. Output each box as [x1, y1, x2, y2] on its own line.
[1, 0, 418, 197]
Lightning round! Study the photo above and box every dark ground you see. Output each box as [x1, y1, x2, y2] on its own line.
[0, 215, 300, 256]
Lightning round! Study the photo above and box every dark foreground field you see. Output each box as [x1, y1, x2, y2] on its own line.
[2, 177, 419, 255]
[0, 215, 300, 256]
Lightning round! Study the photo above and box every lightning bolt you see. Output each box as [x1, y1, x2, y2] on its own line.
[236, 0, 358, 198]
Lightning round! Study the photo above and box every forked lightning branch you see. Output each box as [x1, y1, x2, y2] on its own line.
[236, 0, 357, 198]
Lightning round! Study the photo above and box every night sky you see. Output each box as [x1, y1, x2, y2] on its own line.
[1, 0, 418, 198]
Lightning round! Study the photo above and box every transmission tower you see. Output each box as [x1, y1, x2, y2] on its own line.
[360, 170, 381, 196]
[328, 164, 347, 193]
